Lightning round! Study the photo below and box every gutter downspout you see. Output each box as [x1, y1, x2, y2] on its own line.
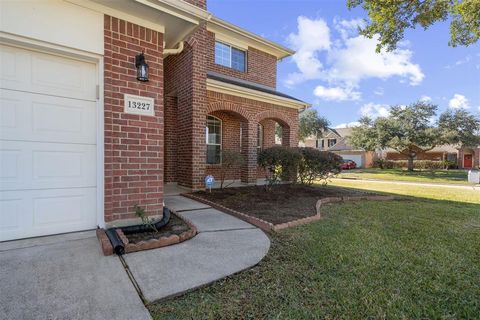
[163, 41, 185, 57]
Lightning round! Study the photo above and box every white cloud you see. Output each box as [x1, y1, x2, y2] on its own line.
[285, 17, 425, 94]
[313, 85, 361, 101]
[334, 121, 361, 128]
[374, 87, 384, 96]
[420, 95, 432, 102]
[448, 94, 470, 109]
[360, 103, 390, 118]
[286, 17, 330, 83]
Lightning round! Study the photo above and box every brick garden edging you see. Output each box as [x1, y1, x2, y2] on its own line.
[96, 210, 197, 256]
[183, 193, 396, 233]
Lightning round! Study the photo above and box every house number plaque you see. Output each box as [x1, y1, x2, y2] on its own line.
[124, 94, 155, 116]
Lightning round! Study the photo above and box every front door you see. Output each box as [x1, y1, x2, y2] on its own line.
[464, 154, 473, 168]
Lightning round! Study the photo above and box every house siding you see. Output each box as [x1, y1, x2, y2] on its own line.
[104, 15, 164, 222]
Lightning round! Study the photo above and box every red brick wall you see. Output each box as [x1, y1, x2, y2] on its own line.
[104, 15, 164, 222]
[181, 0, 206, 9]
[164, 24, 208, 188]
[205, 111, 243, 180]
[205, 91, 299, 182]
[206, 31, 277, 88]
[386, 152, 444, 161]
[164, 96, 177, 182]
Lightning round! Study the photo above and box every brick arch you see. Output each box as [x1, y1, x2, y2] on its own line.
[253, 110, 294, 129]
[207, 101, 254, 121]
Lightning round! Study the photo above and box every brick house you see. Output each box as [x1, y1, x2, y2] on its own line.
[302, 128, 377, 168]
[0, 0, 308, 241]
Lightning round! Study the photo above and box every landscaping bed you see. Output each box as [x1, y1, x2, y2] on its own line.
[190, 184, 375, 225]
[97, 211, 197, 256]
[124, 214, 189, 243]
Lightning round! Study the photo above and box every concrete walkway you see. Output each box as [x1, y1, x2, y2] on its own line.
[335, 178, 480, 190]
[124, 195, 270, 302]
[0, 195, 270, 318]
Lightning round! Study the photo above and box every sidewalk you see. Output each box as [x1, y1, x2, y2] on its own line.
[334, 178, 480, 190]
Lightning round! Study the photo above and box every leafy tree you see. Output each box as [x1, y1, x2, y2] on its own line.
[438, 109, 480, 147]
[350, 101, 442, 171]
[298, 109, 330, 142]
[348, 0, 480, 52]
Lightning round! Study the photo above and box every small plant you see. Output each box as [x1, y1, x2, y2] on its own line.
[218, 150, 245, 189]
[134, 204, 158, 234]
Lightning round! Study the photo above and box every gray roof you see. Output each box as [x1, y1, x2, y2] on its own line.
[207, 71, 307, 104]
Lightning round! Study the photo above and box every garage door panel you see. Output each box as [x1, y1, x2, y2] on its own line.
[0, 188, 96, 241]
[0, 44, 97, 241]
[0, 141, 96, 191]
[341, 154, 363, 168]
[0, 89, 96, 144]
[0, 44, 96, 101]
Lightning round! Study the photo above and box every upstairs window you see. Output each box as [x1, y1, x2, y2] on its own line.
[206, 116, 222, 164]
[328, 139, 337, 147]
[215, 41, 246, 72]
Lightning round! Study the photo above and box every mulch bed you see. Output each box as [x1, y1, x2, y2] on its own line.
[125, 214, 190, 244]
[193, 184, 375, 225]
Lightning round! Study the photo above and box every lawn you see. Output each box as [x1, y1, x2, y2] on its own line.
[149, 181, 480, 319]
[338, 168, 470, 185]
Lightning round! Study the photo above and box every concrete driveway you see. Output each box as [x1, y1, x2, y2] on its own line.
[0, 231, 151, 320]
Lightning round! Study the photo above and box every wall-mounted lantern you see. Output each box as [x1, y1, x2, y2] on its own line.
[135, 51, 149, 82]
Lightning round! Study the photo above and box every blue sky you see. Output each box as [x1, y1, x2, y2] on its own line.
[208, 0, 480, 128]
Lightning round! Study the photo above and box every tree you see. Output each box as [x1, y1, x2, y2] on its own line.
[347, 0, 480, 52]
[350, 101, 442, 171]
[298, 109, 330, 142]
[438, 109, 480, 147]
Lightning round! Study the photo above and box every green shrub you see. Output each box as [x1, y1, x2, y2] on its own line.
[258, 146, 302, 190]
[297, 148, 342, 185]
[374, 159, 447, 170]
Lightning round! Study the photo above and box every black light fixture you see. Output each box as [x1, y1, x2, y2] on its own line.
[135, 51, 149, 82]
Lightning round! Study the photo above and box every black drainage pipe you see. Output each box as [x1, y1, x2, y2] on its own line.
[105, 228, 125, 255]
[120, 207, 171, 235]
[105, 207, 172, 255]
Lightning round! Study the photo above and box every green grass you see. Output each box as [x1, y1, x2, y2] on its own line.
[149, 182, 480, 319]
[338, 168, 469, 185]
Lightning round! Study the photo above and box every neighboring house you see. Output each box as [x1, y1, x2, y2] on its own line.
[0, 0, 309, 241]
[303, 128, 376, 168]
[382, 145, 480, 169]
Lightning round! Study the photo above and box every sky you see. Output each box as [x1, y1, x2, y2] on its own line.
[208, 0, 480, 128]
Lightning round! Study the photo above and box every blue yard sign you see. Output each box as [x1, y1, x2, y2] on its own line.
[205, 175, 215, 192]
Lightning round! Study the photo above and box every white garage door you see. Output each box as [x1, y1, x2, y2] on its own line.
[342, 154, 363, 168]
[0, 44, 98, 241]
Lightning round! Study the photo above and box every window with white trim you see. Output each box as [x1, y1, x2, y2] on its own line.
[257, 124, 263, 150]
[215, 41, 246, 72]
[206, 116, 221, 164]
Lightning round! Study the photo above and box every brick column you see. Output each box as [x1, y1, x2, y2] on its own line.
[104, 16, 164, 223]
[241, 121, 258, 183]
[475, 148, 480, 168]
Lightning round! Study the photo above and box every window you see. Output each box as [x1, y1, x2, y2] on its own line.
[321, 140, 325, 149]
[257, 124, 263, 150]
[206, 116, 221, 164]
[215, 41, 246, 72]
[328, 139, 337, 147]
